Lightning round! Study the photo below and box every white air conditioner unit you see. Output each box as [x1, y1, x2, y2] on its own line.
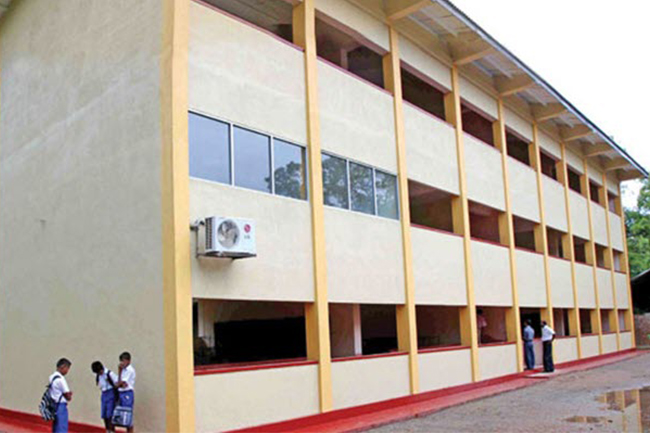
[204, 217, 256, 259]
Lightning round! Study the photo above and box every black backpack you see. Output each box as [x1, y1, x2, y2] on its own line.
[39, 375, 62, 421]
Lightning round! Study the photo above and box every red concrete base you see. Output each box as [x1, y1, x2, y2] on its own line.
[231, 349, 639, 433]
[0, 408, 104, 433]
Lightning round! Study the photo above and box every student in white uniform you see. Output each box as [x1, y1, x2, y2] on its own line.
[49, 358, 73, 433]
[541, 321, 556, 373]
[117, 352, 136, 433]
[91, 361, 119, 433]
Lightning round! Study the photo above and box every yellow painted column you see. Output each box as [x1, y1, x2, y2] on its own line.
[293, 0, 333, 411]
[618, 183, 637, 347]
[532, 124, 554, 329]
[582, 159, 604, 354]
[494, 99, 523, 372]
[602, 173, 622, 350]
[383, 27, 419, 394]
[446, 66, 480, 381]
[559, 143, 583, 357]
[161, 0, 195, 431]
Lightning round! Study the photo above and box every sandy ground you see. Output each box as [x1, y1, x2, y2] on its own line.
[370, 352, 650, 433]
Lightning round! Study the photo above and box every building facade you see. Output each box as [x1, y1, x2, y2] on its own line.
[0, 0, 646, 432]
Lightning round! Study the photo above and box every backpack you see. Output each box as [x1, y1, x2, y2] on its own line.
[39, 375, 62, 421]
[105, 370, 120, 403]
[112, 405, 133, 428]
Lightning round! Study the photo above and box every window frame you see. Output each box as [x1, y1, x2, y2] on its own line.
[188, 111, 309, 202]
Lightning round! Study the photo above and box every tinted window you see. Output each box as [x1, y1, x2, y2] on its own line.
[350, 162, 375, 215]
[189, 113, 230, 184]
[234, 126, 271, 193]
[274, 139, 307, 200]
[376, 171, 398, 219]
[322, 154, 348, 209]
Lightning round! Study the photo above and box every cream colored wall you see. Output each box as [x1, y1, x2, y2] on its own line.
[325, 208, 405, 303]
[399, 37, 451, 90]
[332, 355, 410, 410]
[315, 0, 389, 51]
[459, 76, 497, 119]
[615, 273, 630, 309]
[412, 227, 467, 305]
[516, 250, 547, 307]
[587, 162, 603, 185]
[465, 136, 505, 210]
[597, 268, 614, 309]
[620, 331, 633, 349]
[581, 335, 600, 358]
[549, 257, 574, 308]
[538, 132, 562, 160]
[606, 173, 619, 195]
[504, 108, 533, 142]
[194, 365, 320, 432]
[472, 241, 513, 306]
[610, 214, 625, 251]
[565, 148, 584, 174]
[554, 338, 578, 364]
[602, 333, 618, 354]
[508, 160, 540, 222]
[319, 61, 397, 172]
[592, 205, 609, 246]
[569, 191, 590, 240]
[478, 344, 518, 380]
[0, 0, 167, 430]
[543, 177, 568, 232]
[575, 263, 596, 308]
[189, 3, 306, 144]
[404, 104, 459, 194]
[190, 181, 314, 302]
[418, 349, 472, 392]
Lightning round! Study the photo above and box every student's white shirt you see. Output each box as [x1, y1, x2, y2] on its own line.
[118, 365, 136, 392]
[48, 372, 70, 403]
[97, 370, 119, 392]
[542, 325, 556, 342]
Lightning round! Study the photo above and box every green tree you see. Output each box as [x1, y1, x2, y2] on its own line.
[625, 178, 650, 276]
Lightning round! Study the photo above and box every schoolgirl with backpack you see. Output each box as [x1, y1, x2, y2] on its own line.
[91, 361, 119, 433]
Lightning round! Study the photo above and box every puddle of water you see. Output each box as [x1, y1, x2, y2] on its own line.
[564, 386, 650, 432]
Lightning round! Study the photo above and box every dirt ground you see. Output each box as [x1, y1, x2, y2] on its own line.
[370, 352, 650, 433]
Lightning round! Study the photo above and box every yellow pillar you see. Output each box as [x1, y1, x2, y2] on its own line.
[559, 143, 583, 357]
[532, 124, 554, 329]
[602, 173, 622, 350]
[493, 100, 523, 372]
[446, 66, 480, 381]
[161, 0, 195, 431]
[383, 27, 419, 394]
[582, 159, 604, 354]
[618, 183, 637, 347]
[293, 0, 333, 412]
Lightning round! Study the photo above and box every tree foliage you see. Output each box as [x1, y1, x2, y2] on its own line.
[625, 178, 650, 276]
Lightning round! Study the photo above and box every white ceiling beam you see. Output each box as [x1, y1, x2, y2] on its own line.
[618, 170, 643, 181]
[583, 142, 614, 158]
[532, 103, 567, 122]
[560, 125, 593, 142]
[495, 74, 535, 97]
[604, 157, 630, 172]
[385, 0, 430, 22]
[452, 44, 495, 66]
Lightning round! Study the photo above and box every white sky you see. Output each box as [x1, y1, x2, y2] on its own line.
[449, 0, 650, 208]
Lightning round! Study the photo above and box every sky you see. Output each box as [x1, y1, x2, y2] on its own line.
[449, 0, 649, 208]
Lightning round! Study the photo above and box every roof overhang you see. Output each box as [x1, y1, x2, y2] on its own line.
[356, 0, 648, 181]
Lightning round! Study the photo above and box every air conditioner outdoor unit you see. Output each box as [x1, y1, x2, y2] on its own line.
[204, 217, 256, 259]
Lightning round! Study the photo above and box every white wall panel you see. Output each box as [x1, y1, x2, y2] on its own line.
[465, 135, 505, 210]
[472, 241, 512, 306]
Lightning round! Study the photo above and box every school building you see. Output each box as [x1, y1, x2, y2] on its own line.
[0, 0, 646, 432]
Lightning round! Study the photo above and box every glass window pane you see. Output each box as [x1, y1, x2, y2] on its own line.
[322, 154, 348, 209]
[234, 126, 271, 193]
[273, 139, 307, 200]
[350, 162, 375, 215]
[376, 171, 398, 219]
[189, 112, 230, 184]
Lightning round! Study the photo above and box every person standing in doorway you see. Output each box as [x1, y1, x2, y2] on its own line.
[541, 321, 556, 373]
[523, 320, 535, 370]
[49, 358, 73, 433]
[117, 352, 136, 433]
[477, 309, 488, 344]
